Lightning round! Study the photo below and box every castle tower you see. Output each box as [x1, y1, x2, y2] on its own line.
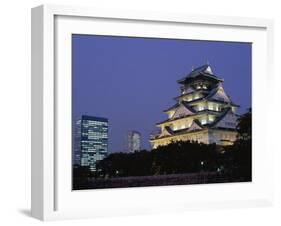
[150, 64, 239, 149]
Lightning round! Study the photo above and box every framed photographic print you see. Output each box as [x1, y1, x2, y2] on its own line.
[31, 4, 274, 221]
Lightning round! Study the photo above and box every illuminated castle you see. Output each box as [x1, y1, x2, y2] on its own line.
[150, 64, 239, 149]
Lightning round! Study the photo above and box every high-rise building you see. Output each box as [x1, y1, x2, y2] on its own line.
[126, 130, 141, 153]
[150, 64, 239, 149]
[73, 115, 108, 171]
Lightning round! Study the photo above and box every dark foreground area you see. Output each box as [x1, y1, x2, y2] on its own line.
[73, 172, 250, 190]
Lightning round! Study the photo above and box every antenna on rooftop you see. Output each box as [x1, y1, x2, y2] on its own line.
[206, 60, 210, 65]
[191, 65, 194, 71]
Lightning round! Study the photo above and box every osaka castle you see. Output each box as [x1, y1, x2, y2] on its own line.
[150, 64, 239, 149]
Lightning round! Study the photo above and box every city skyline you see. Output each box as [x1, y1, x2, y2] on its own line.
[72, 35, 251, 152]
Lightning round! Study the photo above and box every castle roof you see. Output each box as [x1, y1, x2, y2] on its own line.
[205, 84, 240, 107]
[163, 103, 180, 112]
[209, 107, 232, 128]
[177, 64, 223, 84]
[181, 101, 196, 113]
[163, 101, 196, 113]
[187, 119, 203, 131]
[156, 109, 219, 126]
[173, 85, 239, 107]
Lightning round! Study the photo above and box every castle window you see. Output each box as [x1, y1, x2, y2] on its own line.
[209, 103, 219, 111]
[201, 118, 207, 125]
[194, 93, 200, 99]
[187, 95, 193, 102]
[208, 103, 214, 111]
[198, 104, 205, 111]
[208, 115, 215, 122]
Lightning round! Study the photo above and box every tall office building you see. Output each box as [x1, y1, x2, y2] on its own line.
[73, 115, 108, 171]
[126, 130, 141, 153]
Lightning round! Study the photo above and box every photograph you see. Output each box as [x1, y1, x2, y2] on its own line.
[71, 34, 252, 190]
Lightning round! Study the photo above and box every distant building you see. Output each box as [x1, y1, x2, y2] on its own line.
[73, 115, 108, 171]
[150, 64, 239, 149]
[126, 130, 141, 153]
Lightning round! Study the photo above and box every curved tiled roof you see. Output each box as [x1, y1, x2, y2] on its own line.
[163, 101, 196, 113]
[209, 107, 231, 127]
[181, 101, 196, 113]
[177, 64, 223, 84]
[156, 109, 219, 126]
[163, 103, 180, 112]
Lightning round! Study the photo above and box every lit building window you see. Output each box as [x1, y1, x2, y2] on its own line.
[208, 103, 220, 111]
[187, 95, 193, 102]
[194, 93, 200, 99]
[201, 118, 207, 125]
[208, 115, 215, 122]
[198, 104, 205, 111]
[208, 103, 214, 111]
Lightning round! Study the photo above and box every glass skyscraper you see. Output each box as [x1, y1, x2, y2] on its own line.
[73, 115, 108, 171]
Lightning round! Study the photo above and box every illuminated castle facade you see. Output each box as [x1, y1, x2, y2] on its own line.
[150, 64, 239, 149]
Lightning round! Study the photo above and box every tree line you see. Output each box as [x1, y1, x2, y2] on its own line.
[73, 108, 252, 181]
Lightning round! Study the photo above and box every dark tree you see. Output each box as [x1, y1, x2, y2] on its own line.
[96, 141, 220, 178]
[236, 108, 252, 141]
[73, 165, 90, 178]
[223, 108, 252, 181]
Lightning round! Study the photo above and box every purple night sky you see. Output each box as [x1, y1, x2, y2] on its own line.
[72, 34, 252, 152]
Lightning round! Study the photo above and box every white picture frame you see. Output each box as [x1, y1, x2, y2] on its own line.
[31, 4, 274, 221]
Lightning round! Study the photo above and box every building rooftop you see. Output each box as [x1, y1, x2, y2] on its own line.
[177, 64, 223, 84]
[156, 109, 221, 126]
[81, 115, 108, 122]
